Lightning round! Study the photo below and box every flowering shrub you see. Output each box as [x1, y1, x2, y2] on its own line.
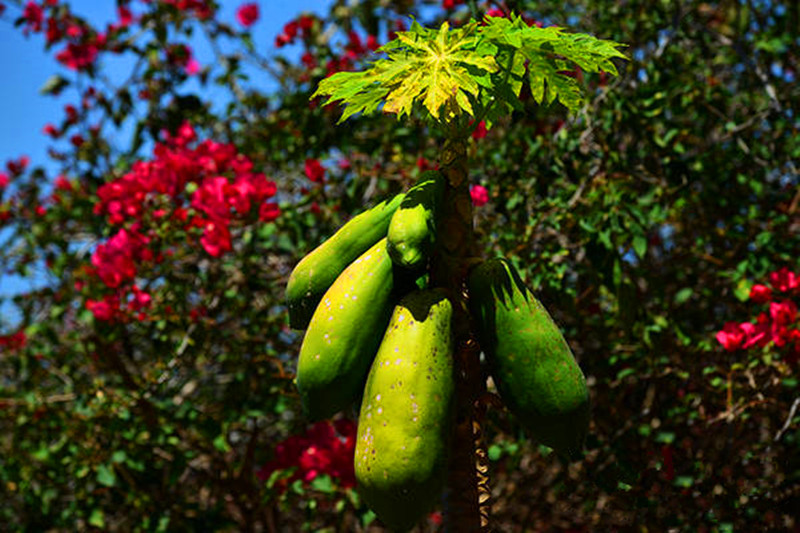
[236, 2, 259, 28]
[257, 419, 357, 492]
[470, 184, 489, 207]
[716, 267, 800, 363]
[82, 122, 279, 322]
[1, 0, 798, 531]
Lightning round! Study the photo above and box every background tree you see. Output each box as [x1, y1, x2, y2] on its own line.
[0, 0, 798, 531]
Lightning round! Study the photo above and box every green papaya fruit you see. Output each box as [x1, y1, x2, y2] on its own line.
[468, 258, 589, 460]
[296, 238, 396, 421]
[355, 289, 454, 532]
[387, 170, 445, 270]
[287, 193, 405, 329]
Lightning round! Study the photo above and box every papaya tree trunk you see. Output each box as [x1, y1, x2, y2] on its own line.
[434, 139, 490, 532]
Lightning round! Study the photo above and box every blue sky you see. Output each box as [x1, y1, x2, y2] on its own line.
[0, 0, 335, 175]
[0, 0, 334, 330]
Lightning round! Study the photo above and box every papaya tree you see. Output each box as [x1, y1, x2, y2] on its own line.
[287, 13, 627, 531]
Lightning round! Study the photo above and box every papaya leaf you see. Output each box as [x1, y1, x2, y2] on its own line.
[482, 14, 627, 112]
[313, 20, 498, 122]
[312, 14, 626, 123]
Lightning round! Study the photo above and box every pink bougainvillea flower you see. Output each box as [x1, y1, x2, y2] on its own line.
[470, 184, 489, 207]
[86, 296, 117, 322]
[716, 321, 745, 351]
[6, 156, 30, 176]
[416, 156, 435, 171]
[301, 51, 316, 69]
[251, 175, 277, 202]
[43, 123, 59, 138]
[227, 175, 255, 214]
[283, 20, 299, 40]
[298, 14, 314, 34]
[366, 34, 380, 51]
[55, 41, 100, 71]
[200, 220, 232, 257]
[185, 58, 200, 75]
[740, 318, 771, 350]
[256, 420, 356, 491]
[0, 331, 26, 351]
[304, 158, 325, 183]
[22, 1, 44, 33]
[236, 3, 259, 27]
[770, 299, 797, 326]
[471, 120, 487, 140]
[749, 283, 772, 304]
[259, 202, 280, 222]
[128, 286, 152, 312]
[64, 104, 78, 123]
[54, 175, 72, 191]
[0, 172, 9, 189]
[769, 267, 799, 293]
[176, 121, 197, 144]
[91, 228, 150, 288]
[772, 324, 792, 348]
[116, 5, 134, 28]
[192, 176, 231, 220]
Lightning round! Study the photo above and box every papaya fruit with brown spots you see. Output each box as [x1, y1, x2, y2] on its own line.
[468, 258, 589, 460]
[355, 289, 454, 531]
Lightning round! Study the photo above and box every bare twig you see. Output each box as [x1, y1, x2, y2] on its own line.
[774, 397, 800, 442]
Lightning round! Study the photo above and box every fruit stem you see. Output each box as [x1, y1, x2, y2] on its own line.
[434, 138, 489, 532]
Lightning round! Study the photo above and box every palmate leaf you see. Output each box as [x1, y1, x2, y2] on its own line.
[313, 14, 626, 124]
[313, 20, 499, 122]
[482, 14, 627, 112]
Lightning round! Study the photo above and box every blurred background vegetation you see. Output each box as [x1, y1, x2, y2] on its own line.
[0, 0, 798, 531]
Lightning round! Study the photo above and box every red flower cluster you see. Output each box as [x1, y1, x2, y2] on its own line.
[324, 29, 380, 77]
[303, 158, 325, 183]
[0, 331, 27, 352]
[43, 123, 59, 138]
[85, 122, 279, 321]
[160, 0, 214, 20]
[716, 267, 800, 362]
[54, 31, 105, 71]
[235, 2, 259, 27]
[112, 5, 135, 31]
[256, 420, 356, 491]
[164, 44, 200, 75]
[19, 1, 108, 72]
[416, 157, 437, 172]
[470, 184, 489, 207]
[6, 156, 30, 176]
[22, 1, 44, 34]
[274, 14, 314, 48]
[483, 8, 542, 27]
[471, 120, 487, 140]
[90, 227, 151, 289]
[442, 0, 464, 10]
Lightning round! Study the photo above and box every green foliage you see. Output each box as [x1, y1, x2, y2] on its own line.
[314, 14, 627, 125]
[315, 19, 499, 122]
[1, 0, 798, 531]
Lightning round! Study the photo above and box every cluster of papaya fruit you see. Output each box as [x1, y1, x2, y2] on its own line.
[286, 170, 589, 531]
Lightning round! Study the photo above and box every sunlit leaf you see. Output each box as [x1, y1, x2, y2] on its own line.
[313, 20, 498, 122]
[313, 14, 626, 122]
